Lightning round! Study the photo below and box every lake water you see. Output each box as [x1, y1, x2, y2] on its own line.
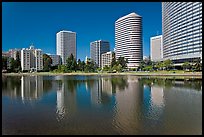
[2, 75, 202, 135]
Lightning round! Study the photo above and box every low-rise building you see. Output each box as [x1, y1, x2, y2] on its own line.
[101, 51, 114, 68]
[85, 56, 92, 64]
[47, 54, 61, 66]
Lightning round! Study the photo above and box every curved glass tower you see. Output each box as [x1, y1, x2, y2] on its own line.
[115, 12, 143, 68]
[162, 2, 202, 64]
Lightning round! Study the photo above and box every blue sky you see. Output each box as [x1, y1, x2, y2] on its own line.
[2, 2, 162, 61]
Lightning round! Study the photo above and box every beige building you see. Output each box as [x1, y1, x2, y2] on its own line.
[101, 51, 114, 68]
[8, 49, 21, 60]
[21, 45, 43, 71]
[150, 35, 163, 61]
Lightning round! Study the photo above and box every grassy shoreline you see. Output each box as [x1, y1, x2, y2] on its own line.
[2, 71, 202, 78]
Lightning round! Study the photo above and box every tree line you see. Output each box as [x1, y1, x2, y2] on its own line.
[2, 52, 202, 73]
[137, 56, 202, 72]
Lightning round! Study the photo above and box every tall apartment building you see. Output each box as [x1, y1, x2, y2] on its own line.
[47, 54, 61, 66]
[162, 2, 202, 65]
[101, 51, 114, 68]
[56, 30, 76, 64]
[90, 40, 110, 67]
[21, 45, 43, 71]
[150, 35, 163, 61]
[115, 12, 143, 68]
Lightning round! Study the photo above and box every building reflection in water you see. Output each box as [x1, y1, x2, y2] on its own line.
[21, 76, 44, 101]
[89, 76, 126, 106]
[89, 78, 102, 106]
[55, 76, 77, 122]
[2, 75, 202, 134]
[112, 76, 143, 134]
[151, 86, 164, 108]
[56, 80, 65, 121]
[2, 76, 52, 102]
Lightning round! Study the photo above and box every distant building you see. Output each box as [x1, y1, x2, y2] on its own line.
[85, 56, 92, 64]
[21, 45, 43, 71]
[90, 40, 110, 67]
[101, 51, 114, 68]
[2, 51, 10, 57]
[56, 30, 76, 64]
[150, 35, 163, 61]
[115, 12, 143, 68]
[47, 54, 61, 66]
[8, 48, 21, 60]
[143, 56, 148, 60]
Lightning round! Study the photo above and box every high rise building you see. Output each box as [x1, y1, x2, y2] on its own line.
[90, 40, 110, 67]
[101, 51, 114, 68]
[21, 45, 43, 71]
[162, 2, 202, 65]
[56, 30, 76, 64]
[150, 35, 163, 61]
[115, 12, 143, 68]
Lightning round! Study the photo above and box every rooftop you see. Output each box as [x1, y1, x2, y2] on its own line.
[57, 30, 76, 34]
[116, 12, 141, 22]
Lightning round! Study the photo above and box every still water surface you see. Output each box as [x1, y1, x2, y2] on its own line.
[2, 75, 202, 135]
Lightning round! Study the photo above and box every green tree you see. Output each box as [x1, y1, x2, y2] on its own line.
[143, 65, 153, 71]
[8, 57, 15, 72]
[117, 56, 128, 69]
[182, 62, 191, 70]
[155, 61, 163, 70]
[103, 65, 110, 71]
[43, 54, 52, 72]
[85, 61, 97, 72]
[77, 59, 82, 71]
[81, 61, 86, 71]
[111, 52, 117, 67]
[2, 56, 8, 70]
[138, 60, 145, 71]
[57, 65, 67, 73]
[66, 53, 77, 72]
[163, 59, 173, 70]
[15, 51, 21, 72]
[193, 58, 202, 71]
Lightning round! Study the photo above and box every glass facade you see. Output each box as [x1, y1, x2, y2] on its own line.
[90, 40, 110, 67]
[162, 2, 202, 62]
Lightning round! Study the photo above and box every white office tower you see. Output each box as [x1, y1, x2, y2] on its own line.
[115, 12, 143, 68]
[56, 30, 76, 64]
[162, 2, 202, 64]
[90, 40, 110, 67]
[150, 35, 163, 61]
[21, 45, 43, 71]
